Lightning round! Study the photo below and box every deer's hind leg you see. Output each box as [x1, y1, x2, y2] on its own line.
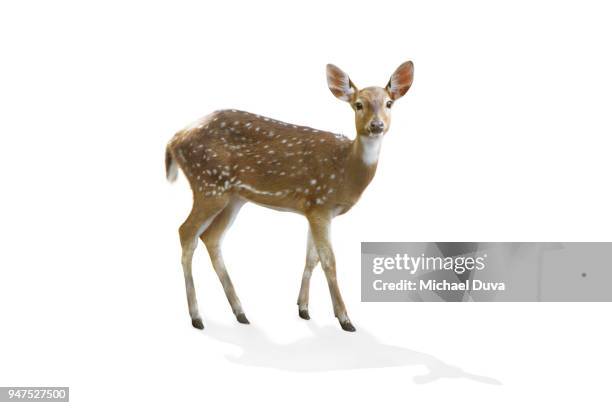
[200, 198, 249, 324]
[179, 195, 229, 330]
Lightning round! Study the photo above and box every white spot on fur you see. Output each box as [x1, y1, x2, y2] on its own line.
[237, 183, 285, 197]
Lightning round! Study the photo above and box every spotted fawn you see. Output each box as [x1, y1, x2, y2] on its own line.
[166, 62, 414, 331]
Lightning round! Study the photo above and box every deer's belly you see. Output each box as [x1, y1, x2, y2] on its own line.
[235, 187, 306, 215]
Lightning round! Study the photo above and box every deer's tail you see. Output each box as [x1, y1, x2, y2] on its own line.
[165, 144, 178, 183]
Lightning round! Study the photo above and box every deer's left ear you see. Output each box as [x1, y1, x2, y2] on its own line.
[386, 61, 414, 100]
[326, 64, 358, 102]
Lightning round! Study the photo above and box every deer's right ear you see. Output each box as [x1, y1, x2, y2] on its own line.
[326, 64, 357, 102]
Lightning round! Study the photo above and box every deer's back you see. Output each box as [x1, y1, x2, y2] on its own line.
[169, 110, 351, 212]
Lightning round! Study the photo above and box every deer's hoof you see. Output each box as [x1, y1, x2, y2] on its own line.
[192, 318, 204, 330]
[340, 320, 356, 332]
[236, 313, 250, 324]
[299, 309, 311, 320]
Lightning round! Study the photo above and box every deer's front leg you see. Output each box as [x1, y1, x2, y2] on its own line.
[297, 229, 318, 320]
[307, 212, 355, 332]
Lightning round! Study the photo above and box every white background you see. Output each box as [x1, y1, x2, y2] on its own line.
[1, 0, 611, 406]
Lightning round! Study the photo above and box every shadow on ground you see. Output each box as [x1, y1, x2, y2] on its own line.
[203, 320, 501, 385]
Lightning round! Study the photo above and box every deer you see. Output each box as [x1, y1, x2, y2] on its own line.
[165, 61, 414, 332]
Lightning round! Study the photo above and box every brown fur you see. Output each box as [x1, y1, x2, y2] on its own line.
[167, 109, 376, 215]
[167, 62, 414, 331]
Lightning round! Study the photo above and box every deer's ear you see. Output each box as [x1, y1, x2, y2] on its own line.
[326, 64, 358, 102]
[386, 61, 414, 100]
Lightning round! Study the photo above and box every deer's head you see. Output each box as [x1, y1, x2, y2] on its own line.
[326, 61, 414, 137]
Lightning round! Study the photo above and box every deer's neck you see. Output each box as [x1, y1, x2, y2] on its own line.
[341, 134, 383, 202]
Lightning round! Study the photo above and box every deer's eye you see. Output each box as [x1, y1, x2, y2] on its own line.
[355, 102, 363, 110]
[386, 100, 393, 108]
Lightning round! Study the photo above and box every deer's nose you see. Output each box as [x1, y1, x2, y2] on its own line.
[369, 120, 384, 133]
